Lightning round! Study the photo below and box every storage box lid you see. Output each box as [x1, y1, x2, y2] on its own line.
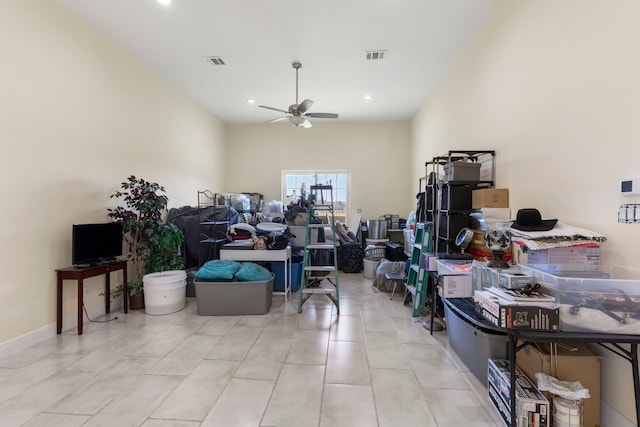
[443, 161, 481, 170]
[436, 259, 472, 275]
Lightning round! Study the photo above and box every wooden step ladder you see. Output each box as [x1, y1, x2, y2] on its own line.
[298, 184, 340, 314]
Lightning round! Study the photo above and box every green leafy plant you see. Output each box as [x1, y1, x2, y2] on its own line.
[107, 175, 184, 297]
[144, 222, 185, 273]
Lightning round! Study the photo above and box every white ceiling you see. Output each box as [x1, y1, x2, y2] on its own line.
[56, 0, 496, 125]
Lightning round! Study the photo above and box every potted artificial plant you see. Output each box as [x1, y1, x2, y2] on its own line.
[108, 175, 185, 309]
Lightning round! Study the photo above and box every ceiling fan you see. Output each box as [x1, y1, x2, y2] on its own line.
[259, 62, 339, 128]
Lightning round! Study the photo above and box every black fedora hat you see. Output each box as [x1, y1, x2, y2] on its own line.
[511, 208, 557, 231]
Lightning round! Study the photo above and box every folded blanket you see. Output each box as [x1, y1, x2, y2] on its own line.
[509, 223, 606, 250]
[235, 262, 272, 282]
[195, 260, 241, 280]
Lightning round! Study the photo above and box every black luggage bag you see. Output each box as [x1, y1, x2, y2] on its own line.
[338, 242, 363, 273]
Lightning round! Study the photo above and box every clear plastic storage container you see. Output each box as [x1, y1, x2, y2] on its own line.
[436, 259, 472, 276]
[520, 264, 640, 334]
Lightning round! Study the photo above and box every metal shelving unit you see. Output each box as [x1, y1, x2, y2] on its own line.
[197, 190, 230, 266]
[426, 150, 496, 254]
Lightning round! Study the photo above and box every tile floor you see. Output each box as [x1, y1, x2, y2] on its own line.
[0, 273, 504, 427]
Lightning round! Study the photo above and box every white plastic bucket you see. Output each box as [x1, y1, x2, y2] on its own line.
[553, 397, 582, 427]
[143, 270, 187, 315]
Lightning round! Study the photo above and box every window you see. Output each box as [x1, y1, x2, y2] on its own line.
[282, 171, 350, 223]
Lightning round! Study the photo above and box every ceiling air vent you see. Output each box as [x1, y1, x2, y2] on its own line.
[206, 56, 226, 66]
[365, 50, 386, 60]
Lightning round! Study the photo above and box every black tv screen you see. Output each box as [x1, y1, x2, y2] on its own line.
[72, 222, 123, 266]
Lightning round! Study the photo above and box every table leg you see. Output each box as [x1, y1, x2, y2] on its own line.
[430, 278, 436, 335]
[77, 278, 84, 335]
[56, 274, 63, 334]
[508, 333, 517, 427]
[286, 258, 290, 304]
[105, 271, 111, 314]
[632, 343, 639, 427]
[123, 266, 128, 313]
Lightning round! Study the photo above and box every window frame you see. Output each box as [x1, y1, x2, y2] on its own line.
[281, 170, 350, 223]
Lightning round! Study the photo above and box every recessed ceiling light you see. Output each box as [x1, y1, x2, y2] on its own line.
[364, 94, 372, 101]
[157, 0, 171, 6]
[247, 99, 255, 104]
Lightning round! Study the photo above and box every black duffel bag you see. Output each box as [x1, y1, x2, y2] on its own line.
[385, 243, 408, 262]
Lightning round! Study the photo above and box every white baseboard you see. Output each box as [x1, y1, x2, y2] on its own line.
[601, 401, 636, 427]
[0, 324, 56, 357]
[0, 298, 122, 358]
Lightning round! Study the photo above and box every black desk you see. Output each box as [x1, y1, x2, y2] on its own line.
[445, 298, 640, 427]
[56, 261, 128, 335]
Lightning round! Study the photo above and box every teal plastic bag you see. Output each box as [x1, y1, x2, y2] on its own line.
[235, 262, 272, 282]
[195, 260, 241, 280]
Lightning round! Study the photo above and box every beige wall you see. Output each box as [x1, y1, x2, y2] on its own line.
[224, 121, 413, 225]
[0, 1, 225, 344]
[412, 0, 640, 423]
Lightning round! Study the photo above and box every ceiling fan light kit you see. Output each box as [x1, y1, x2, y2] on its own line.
[259, 62, 339, 128]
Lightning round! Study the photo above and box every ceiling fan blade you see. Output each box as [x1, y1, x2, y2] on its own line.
[265, 116, 289, 124]
[305, 112, 339, 119]
[301, 118, 312, 128]
[298, 99, 314, 114]
[258, 105, 289, 114]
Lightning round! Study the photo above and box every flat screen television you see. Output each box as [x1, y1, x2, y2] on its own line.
[72, 222, 123, 266]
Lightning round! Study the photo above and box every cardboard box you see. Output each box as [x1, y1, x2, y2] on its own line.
[527, 246, 601, 271]
[472, 188, 510, 208]
[489, 382, 514, 427]
[497, 270, 534, 289]
[472, 264, 521, 290]
[516, 342, 601, 427]
[436, 259, 473, 298]
[475, 290, 560, 331]
[488, 358, 550, 427]
[512, 244, 601, 271]
[438, 274, 473, 298]
[421, 252, 440, 271]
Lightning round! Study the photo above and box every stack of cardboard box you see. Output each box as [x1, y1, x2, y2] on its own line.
[516, 342, 601, 427]
[488, 358, 550, 427]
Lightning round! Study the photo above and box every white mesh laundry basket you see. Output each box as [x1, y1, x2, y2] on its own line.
[364, 246, 385, 261]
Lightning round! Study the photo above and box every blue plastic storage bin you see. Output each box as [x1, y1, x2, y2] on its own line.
[271, 256, 303, 292]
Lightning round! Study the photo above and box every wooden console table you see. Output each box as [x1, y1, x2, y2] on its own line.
[220, 246, 291, 304]
[56, 261, 128, 335]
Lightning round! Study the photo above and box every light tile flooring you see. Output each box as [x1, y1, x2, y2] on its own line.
[0, 273, 504, 427]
